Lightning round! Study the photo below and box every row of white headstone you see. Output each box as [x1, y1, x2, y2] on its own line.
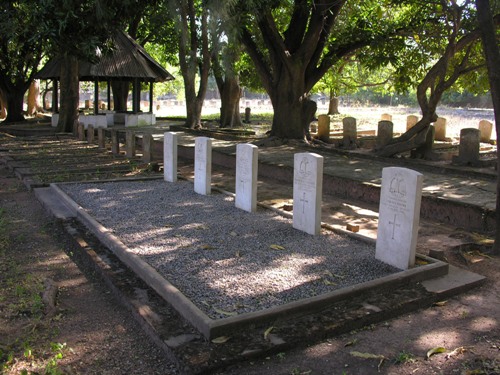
[163, 132, 423, 271]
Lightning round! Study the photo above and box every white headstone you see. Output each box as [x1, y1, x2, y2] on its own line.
[194, 137, 212, 195]
[235, 143, 258, 212]
[293, 153, 324, 235]
[163, 132, 178, 182]
[376, 167, 423, 270]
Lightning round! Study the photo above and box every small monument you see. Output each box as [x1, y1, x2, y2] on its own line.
[235, 143, 258, 212]
[142, 134, 153, 162]
[194, 137, 212, 195]
[434, 117, 447, 141]
[377, 121, 393, 149]
[381, 113, 392, 121]
[406, 115, 419, 131]
[342, 117, 357, 149]
[111, 130, 119, 155]
[77, 122, 85, 141]
[376, 167, 423, 270]
[126, 131, 135, 158]
[87, 125, 95, 144]
[97, 128, 106, 149]
[478, 120, 493, 143]
[293, 152, 324, 235]
[317, 115, 330, 142]
[452, 128, 481, 165]
[164, 132, 178, 182]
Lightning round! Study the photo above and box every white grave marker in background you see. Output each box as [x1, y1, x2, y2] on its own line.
[194, 136, 212, 195]
[163, 132, 178, 182]
[376, 167, 423, 269]
[235, 143, 258, 212]
[293, 153, 323, 235]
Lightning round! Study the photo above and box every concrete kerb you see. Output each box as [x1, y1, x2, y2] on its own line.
[47, 178, 451, 340]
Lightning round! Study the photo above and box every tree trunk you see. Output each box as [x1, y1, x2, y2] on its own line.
[328, 96, 340, 115]
[269, 73, 314, 139]
[476, 0, 500, 255]
[3, 84, 26, 123]
[27, 80, 43, 116]
[0, 89, 7, 119]
[57, 55, 79, 133]
[220, 76, 242, 128]
[111, 81, 130, 111]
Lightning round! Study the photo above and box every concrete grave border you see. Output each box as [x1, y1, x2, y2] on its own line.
[47, 178, 451, 339]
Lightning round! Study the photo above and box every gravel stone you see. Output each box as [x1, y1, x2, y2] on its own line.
[62, 180, 398, 320]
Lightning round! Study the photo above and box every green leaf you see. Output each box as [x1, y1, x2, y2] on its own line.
[426, 346, 446, 359]
[211, 336, 230, 344]
[269, 244, 285, 250]
[264, 326, 274, 340]
[214, 307, 238, 317]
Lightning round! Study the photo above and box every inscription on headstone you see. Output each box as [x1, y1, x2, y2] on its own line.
[194, 137, 212, 195]
[293, 153, 323, 235]
[164, 132, 178, 182]
[375, 167, 423, 270]
[235, 143, 258, 212]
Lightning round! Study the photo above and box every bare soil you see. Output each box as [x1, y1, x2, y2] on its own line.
[0, 124, 499, 374]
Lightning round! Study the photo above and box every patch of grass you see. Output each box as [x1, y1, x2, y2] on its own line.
[393, 350, 416, 364]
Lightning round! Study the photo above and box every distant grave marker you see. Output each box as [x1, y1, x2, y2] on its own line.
[406, 115, 419, 131]
[126, 131, 135, 158]
[97, 128, 106, 149]
[434, 117, 447, 141]
[452, 128, 480, 165]
[317, 115, 330, 142]
[142, 134, 153, 162]
[164, 132, 178, 182]
[377, 120, 393, 149]
[381, 113, 392, 121]
[342, 117, 357, 149]
[87, 124, 95, 144]
[235, 143, 258, 212]
[376, 167, 423, 270]
[194, 137, 212, 195]
[111, 130, 119, 155]
[293, 153, 323, 235]
[478, 120, 493, 142]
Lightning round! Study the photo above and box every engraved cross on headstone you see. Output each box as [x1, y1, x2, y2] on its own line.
[389, 214, 400, 240]
[300, 192, 308, 213]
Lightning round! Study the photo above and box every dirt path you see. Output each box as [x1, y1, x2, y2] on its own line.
[0, 165, 177, 374]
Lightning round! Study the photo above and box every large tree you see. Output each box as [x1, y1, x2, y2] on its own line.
[230, 0, 424, 139]
[38, 0, 143, 132]
[0, 1, 44, 123]
[476, 0, 500, 255]
[376, 0, 494, 157]
[169, 0, 211, 129]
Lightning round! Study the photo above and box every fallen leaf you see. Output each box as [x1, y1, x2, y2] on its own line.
[230, 231, 238, 237]
[344, 339, 358, 347]
[350, 351, 385, 360]
[426, 346, 447, 359]
[270, 244, 285, 250]
[350, 351, 386, 371]
[211, 336, 230, 344]
[264, 326, 274, 340]
[200, 244, 214, 250]
[214, 307, 238, 317]
[445, 346, 469, 359]
[433, 300, 448, 307]
[323, 279, 337, 286]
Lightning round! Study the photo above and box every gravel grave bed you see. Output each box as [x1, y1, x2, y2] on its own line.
[62, 179, 399, 320]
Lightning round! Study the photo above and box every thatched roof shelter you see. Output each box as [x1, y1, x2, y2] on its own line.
[36, 30, 174, 113]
